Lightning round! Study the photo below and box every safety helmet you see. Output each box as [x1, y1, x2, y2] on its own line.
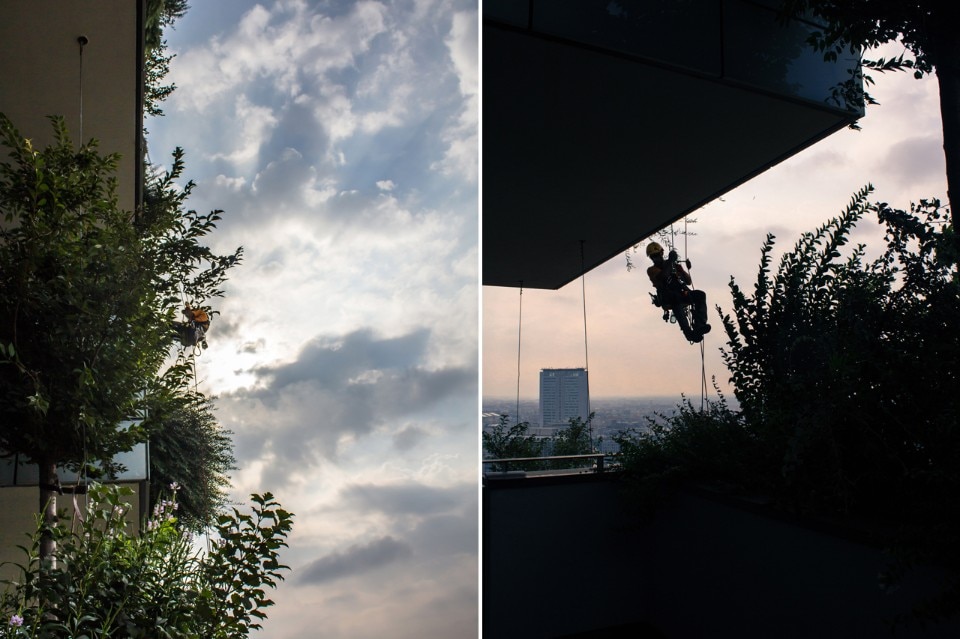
[646, 242, 664, 258]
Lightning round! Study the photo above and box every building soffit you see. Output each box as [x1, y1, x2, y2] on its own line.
[482, 19, 860, 290]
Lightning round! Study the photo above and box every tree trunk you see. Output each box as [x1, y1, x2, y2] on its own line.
[38, 457, 59, 570]
[935, 36, 960, 251]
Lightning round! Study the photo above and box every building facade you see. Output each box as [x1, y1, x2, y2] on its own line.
[539, 368, 590, 429]
[0, 0, 146, 583]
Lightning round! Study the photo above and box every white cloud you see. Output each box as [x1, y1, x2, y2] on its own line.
[152, 2, 479, 637]
[432, 9, 479, 182]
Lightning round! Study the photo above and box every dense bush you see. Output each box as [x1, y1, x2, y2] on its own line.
[0, 483, 293, 638]
[615, 187, 960, 622]
[613, 390, 758, 517]
[482, 414, 597, 472]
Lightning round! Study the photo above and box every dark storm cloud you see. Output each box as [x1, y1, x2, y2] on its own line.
[297, 536, 413, 585]
[218, 327, 477, 478]
[252, 328, 431, 389]
[410, 510, 478, 557]
[340, 481, 463, 517]
[250, 147, 317, 205]
[392, 425, 427, 451]
[260, 101, 329, 167]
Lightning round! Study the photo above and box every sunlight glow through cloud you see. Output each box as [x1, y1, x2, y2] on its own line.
[148, 1, 478, 637]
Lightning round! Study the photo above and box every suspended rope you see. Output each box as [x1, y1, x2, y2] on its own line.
[77, 36, 88, 142]
[700, 341, 708, 412]
[579, 241, 593, 449]
[678, 215, 708, 411]
[580, 242, 589, 375]
[70, 35, 91, 530]
[515, 282, 523, 425]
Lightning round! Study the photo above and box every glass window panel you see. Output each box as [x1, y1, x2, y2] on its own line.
[723, 0, 860, 111]
[533, 0, 722, 76]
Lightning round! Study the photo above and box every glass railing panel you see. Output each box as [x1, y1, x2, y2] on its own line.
[723, 0, 861, 112]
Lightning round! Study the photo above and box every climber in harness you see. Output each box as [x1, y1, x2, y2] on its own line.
[174, 303, 210, 348]
[646, 242, 711, 343]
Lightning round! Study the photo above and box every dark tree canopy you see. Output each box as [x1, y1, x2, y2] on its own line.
[482, 415, 545, 472]
[148, 394, 236, 533]
[0, 113, 241, 558]
[0, 114, 240, 470]
[618, 188, 960, 622]
[779, 0, 960, 251]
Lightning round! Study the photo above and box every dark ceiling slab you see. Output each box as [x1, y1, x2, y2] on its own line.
[483, 26, 856, 289]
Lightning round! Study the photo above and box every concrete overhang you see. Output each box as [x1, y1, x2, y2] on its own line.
[483, 2, 861, 289]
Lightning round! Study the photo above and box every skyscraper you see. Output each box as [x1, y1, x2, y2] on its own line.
[539, 368, 590, 429]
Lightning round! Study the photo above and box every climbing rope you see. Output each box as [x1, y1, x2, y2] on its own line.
[515, 282, 523, 425]
[671, 216, 709, 411]
[78, 35, 87, 142]
[580, 241, 593, 449]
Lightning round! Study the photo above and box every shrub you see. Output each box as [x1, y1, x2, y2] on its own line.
[0, 483, 293, 638]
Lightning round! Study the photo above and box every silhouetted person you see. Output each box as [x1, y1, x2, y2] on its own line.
[646, 242, 710, 343]
[175, 304, 210, 347]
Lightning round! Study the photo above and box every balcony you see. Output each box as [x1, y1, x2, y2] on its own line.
[483, 465, 960, 638]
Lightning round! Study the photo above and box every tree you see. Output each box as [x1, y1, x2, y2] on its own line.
[779, 0, 960, 259]
[616, 188, 960, 622]
[548, 413, 595, 469]
[718, 185, 959, 513]
[716, 186, 960, 622]
[147, 394, 236, 533]
[482, 415, 546, 472]
[0, 113, 241, 562]
[144, 0, 189, 53]
[0, 483, 292, 638]
[613, 391, 755, 519]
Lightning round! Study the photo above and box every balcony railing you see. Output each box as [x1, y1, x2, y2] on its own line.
[482, 452, 619, 478]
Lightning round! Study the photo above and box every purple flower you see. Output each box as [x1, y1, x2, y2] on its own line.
[9, 614, 24, 627]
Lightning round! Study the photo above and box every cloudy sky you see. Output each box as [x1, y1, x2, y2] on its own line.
[482, 47, 948, 407]
[147, 2, 478, 637]
[147, 4, 952, 635]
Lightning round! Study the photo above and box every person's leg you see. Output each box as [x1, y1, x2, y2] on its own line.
[690, 290, 710, 333]
[673, 303, 699, 342]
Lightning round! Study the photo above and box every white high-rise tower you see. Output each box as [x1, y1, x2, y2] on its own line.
[539, 368, 590, 429]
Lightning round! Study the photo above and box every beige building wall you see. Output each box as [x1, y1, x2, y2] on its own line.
[0, 2, 144, 588]
[0, 0, 142, 210]
[0, 483, 145, 585]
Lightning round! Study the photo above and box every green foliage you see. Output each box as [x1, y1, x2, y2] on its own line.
[0, 483, 293, 638]
[482, 415, 546, 472]
[717, 186, 960, 519]
[147, 394, 237, 533]
[779, 0, 946, 79]
[145, 43, 177, 120]
[196, 493, 295, 636]
[0, 112, 241, 476]
[616, 189, 959, 622]
[614, 391, 756, 518]
[777, 0, 947, 115]
[548, 413, 595, 470]
[145, 0, 189, 52]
